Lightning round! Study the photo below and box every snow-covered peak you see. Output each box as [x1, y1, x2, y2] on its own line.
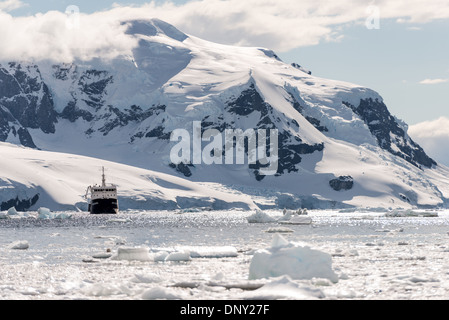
[124, 19, 188, 42]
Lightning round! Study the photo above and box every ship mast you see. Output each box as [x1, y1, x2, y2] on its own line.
[102, 166, 106, 187]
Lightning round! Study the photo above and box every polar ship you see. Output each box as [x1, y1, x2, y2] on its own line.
[85, 167, 119, 214]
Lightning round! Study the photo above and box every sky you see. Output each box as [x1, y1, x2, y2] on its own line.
[1, 0, 449, 162]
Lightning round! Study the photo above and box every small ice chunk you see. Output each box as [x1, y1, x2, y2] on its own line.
[313, 278, 333, 286]
[82, 283, 121, 297]
[165, 250, 191, 262]
[271, 233, 290, 248]
[265, 227, 294, 233]
[247, 210, 276, 223]
[244, 276, 324, 300]
[108, 218, 131, 223]
[54, 212, 72, 220]
[213, 272, 224, 281]
[7, 207, 18, 216]
[37, 207, 53, 219]
[112, 246, 152, 261]
[132, 273, 163, 283]
[9, 240, 29, 250]
[153, 251, 169, 262]
[92, 253, 112, 259]
[141, 287, 181, 300]
[37, 208, 72, 220]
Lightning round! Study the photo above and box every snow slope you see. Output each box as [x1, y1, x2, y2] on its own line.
[0, 142, 257, 211]
[1, 19, 448, 210]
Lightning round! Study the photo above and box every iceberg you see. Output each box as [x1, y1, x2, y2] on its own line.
[248, 234, 338, 283]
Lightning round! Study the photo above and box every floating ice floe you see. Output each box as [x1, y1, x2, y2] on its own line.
[0, 207, 33, 219]
[278, 216, 312, 225]
[110, 246, 195, 263]
[264, 227, 294, 233]
[37, 208, 72, 220]
[165, 250, 191, 262]
[132, 273, 163, 284]
[152, 246, 238, 259]
[92, 252, 112, 259]
[178, 246, 238, 258]
[242, 276, 325, 300]
[248, 234, 338, 283]
[9, 240, 29, 250]
[153, 251, 170, 262]
[111, 246, 153, 261]
[107, 218, 132, 223]
[37, 207, 52, 219]
[81, 283, 124, 297]
[384, 210, 438, 217]
[141, 287, 182, 300]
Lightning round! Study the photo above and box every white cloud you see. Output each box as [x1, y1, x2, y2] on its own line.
[409, 117, 449, 166]
[407, 26, 422, 30]
[1, 0, 449, 62]
[0, 0, 25, 12]
[139, 0, 449, 51]
[0, 10, 138, 62]
[419, 78, 448, 85]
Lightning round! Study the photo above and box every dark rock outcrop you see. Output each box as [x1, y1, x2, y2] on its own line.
[344, 98, 436, 169]
[329, 176, 354, 191]
[225, 84, 325, 180]
[1, 194, 40, 211]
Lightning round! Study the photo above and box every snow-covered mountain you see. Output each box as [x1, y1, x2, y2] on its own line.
[1, 18, 448, 211]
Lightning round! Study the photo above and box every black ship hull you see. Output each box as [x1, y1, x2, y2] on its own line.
[89, 199, 119, 214]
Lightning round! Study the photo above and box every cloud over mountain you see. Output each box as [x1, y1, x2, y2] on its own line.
[1, 0, 449, 62]
[0, 8, 138, 62]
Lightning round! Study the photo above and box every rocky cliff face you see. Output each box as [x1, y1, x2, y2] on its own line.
[0, 62, 57, 148]
[343, 98, 436, 169]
